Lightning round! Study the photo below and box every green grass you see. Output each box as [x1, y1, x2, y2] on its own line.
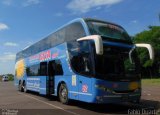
[142, 78, 160, 85]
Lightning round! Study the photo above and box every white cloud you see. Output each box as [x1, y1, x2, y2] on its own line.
[0, 23, 9, 31]
[4, 42, 18, 47]
[2, 0, 13, 6]
[95, 6, 102, 10]
[3, 52, 14, 55]
[67, 0, 123, 13]
[23, 0, 40, 7]
[131, 20, 138, 24]
[0, 53, 16, 62]
[55, 12, 63, 17]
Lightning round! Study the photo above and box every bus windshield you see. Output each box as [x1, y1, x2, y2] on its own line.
[94, 45, 140, 81]
[68, 40, 140, 81]
[86, 21, 132, 43]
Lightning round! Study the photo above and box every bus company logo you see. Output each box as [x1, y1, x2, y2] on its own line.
[39, 50, 51, 62]
[52, 52, 58, 59]
[82, 84, 88, 93]
[29, 54, 39, 62]
[15, 59, 26, 79]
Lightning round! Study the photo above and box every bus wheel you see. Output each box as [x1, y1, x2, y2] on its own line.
[23, 82, 28, 93]
[18, 81, 23, 92]
[58, 83, 69, 104]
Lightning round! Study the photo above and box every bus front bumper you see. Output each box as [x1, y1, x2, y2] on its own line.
[96, 93, 141, 104]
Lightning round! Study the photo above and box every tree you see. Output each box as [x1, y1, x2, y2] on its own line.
[133, 26, 160, 78]
[6, 74, 14, 81]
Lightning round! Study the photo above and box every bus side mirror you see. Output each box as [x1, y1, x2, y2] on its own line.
[135, 43, 154, 60]
[77, 35, 103, 55]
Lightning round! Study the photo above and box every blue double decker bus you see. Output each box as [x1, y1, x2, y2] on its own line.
[15, 18, 154, 104]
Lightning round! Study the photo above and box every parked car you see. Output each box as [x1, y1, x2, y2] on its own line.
[2, 76, 8, 81]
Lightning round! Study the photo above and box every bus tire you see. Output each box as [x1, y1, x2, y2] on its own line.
[18, 81, 23, 92]
[58, 83, 69, 104]
[23, 82, 28, 93]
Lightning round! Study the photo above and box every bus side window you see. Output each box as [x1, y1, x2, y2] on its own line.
[53, 60, 63, 75]
[65, 22, 86, 41]
[26, 64, 40, 76]
[68, 41, 93, 76]
[40, 62, 47, 76]
[26, 63, 47, 76]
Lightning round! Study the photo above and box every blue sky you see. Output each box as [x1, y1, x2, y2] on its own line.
[0, 0, 160, 74]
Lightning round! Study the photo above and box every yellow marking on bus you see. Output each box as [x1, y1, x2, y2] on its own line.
[15, 59, 25, 79]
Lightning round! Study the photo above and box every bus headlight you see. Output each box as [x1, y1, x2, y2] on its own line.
[129, 82, 139, 90]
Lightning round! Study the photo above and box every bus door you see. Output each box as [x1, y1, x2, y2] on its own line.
[68, 40, 93, 101]
[47, 61, 55, 95]
[77, 53, 92, 101]
[39, 62, 47, 95]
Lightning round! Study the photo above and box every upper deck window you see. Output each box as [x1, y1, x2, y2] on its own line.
[86, 21, 132, 43]
[16, 22, 86, 61]
[65, 22, 86, 41]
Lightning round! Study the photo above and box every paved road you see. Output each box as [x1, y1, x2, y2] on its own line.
[0, 82, 159, 115]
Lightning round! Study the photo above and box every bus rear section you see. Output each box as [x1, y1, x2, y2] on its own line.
[14, 43, 68, 95]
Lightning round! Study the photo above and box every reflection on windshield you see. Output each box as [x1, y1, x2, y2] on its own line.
[87, 21, 131, 42]
[95, 45, 140, 81]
